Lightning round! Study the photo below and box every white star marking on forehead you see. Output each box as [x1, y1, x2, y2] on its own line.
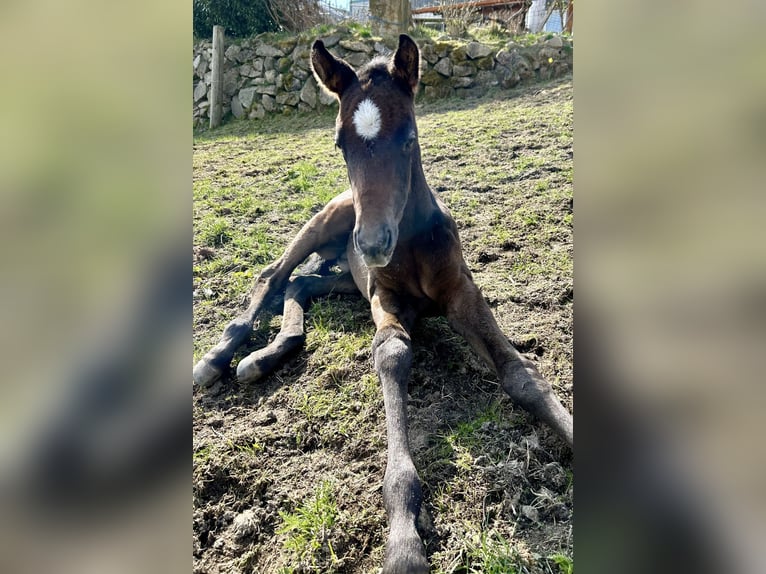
[352, 98, 381, 141]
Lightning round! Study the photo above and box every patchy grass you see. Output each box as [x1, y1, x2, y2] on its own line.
[278, 480, 340, 571]
[193, 76, 572, 573]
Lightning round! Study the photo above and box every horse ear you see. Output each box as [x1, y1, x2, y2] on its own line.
[390, 34, 420, 93]
[311, 39, 358, 98]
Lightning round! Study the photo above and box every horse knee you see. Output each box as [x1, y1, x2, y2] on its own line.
[373, 329, 412, 374]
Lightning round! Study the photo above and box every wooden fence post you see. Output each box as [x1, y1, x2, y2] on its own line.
[209, 25, 224, 129]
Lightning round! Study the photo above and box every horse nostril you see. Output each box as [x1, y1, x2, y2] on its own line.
[384, 228, 392, 252]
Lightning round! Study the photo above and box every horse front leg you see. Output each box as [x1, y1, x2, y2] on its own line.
[193, 190, 354, 387]
[446, 273, 573, 447]
[235, 272, 359, 383]
[370, 291, 429, 574]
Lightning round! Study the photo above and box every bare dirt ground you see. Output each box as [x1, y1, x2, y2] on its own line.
[193, 76, 573, 573]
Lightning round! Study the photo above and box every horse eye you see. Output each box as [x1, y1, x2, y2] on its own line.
[403, 134, 416, 152]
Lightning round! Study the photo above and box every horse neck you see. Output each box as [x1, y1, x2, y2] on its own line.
[399, 144, 439, 238]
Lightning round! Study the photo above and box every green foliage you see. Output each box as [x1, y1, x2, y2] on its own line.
[463, 530, 520, 573]
[198, 217, 232, 247]
[193, 0, 278, 39]
[549, 552, 574, 574]
[278, 481, 339, 568]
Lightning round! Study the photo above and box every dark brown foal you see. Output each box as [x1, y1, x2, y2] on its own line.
[193, 34, 572, 574]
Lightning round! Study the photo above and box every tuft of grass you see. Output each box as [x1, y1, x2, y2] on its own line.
[193, 445, 211, 463]
[463, 529, 521, 574]
[278, 480, 339, 569]
[438, 402, 503, 470]
[549, 552, 574, 574]
[285, 160, 320, 193]
[198, 218, 232, 247]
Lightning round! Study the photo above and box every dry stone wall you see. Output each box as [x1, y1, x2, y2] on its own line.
[193, 28, 572, 127]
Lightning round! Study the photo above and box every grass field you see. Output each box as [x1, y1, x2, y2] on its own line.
[193, 75, 573, 573]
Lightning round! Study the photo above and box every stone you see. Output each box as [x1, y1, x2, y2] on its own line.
[252, 58, 264, 74]
[344, 52, 368, 68]
[300, 77, 317, 108]
[278, 57, 292, 73]
[339, 40, 372, 53]
[420, 43, 438, 64]
[264, 69, 277, 83]
[515, 55, 533, 79]
[230, 93, 244, 119]
[465, 42, 493, 59]
[276, 92, 300, 106]
[546, 35, 563, 48]
[204, 71, 212, 84]
[262, 94, 276, 112]
[194, 81, 207, 102]
[193, 54, 201, 70]
[196, 56, 209, 78]
[256, 43, 284, 58]
[291, 46, 310, 63]
[451, 76, 474, 88]
[495, 49, 514, 68]
[236, 48, 254, 63]
[223, 69, 239, 96]
[434, 57, 452, 77]
[496, 65, 520, 89]
[420, 68, 445, 86]
[264, 56, 275, 70]
[238, 87, 257, 109]
[475, 70, 498, 87]
[248, 104, 266, 120]
[225, 44, 241, 61]
[476, 55, 495, 71]
[433, 41, 452, 58]
[539, 47, 560, 60]
[239, 64, 255, 78]
[293, 68, 308, 81]
[322, 34, 340, 48]
[294, 54, 311, 71]
[318, 87, 336, 106]
[452, 63, 476, 77]
[450, 46, 468, 62]
[373, 42, 388, 54]
[282, 74, 302, 92]
[254, 84, 277, 96]
[424, 84, 453, 99]
[298, 102, 313, 114]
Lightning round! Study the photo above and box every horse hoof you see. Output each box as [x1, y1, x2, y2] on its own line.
[236, 355, 264, 383]
[193, 359, 223, 387]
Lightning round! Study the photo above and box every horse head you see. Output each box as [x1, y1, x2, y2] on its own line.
[312, 34, 421, 268]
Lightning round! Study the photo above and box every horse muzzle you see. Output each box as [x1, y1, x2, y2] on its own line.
[353, 224, 395, 268]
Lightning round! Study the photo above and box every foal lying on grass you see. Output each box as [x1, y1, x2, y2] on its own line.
[194, 34, 573, 574]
